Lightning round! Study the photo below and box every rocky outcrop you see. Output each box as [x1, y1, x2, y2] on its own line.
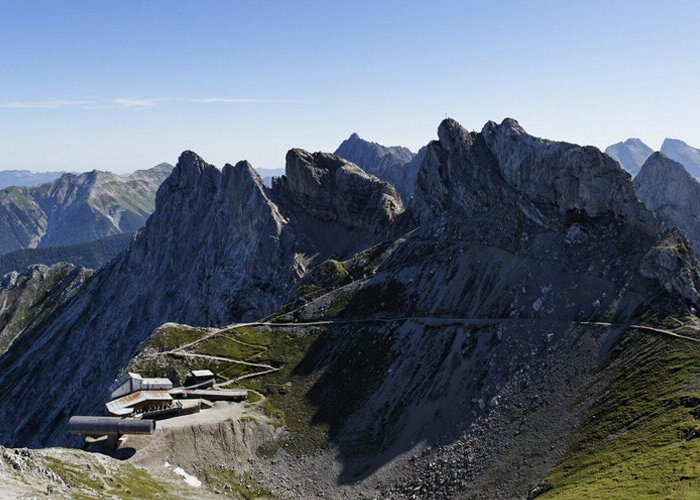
[604, 138, 653, 176]
[0, 162, 173, 255]
[634, 152, 700, 258]
[334, 133, 422, 200]
[661, 138, 700, 177]
[0, 263, 91, 354]
[639, 228, 700, 305]
[274, 149, 403, 234]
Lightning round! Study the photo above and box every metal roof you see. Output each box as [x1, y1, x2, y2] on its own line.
[141, 378, 173, 388]
[183, 389, 248, 399]
[190, 369, 215, 378]
[108, 372, 144, 394]
[106, 390, 173, 416]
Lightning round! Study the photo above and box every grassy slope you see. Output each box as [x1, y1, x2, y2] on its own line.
[544, 328, 700, 498]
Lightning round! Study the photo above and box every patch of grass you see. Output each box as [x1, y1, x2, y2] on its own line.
[194, 334, 265, 360]
[42, 457, 174, 499]
[543, 331, 700, 498]
[43, 456, 105, 493]
[149, 325, 208, 351]
[206, 468, 273, 499]
[319, 259, 348, 279]
[246, 391, 262, 404]
[112, 465, 171, 498]
[230, 326, 273, 347]
[260, 399, 284, 426]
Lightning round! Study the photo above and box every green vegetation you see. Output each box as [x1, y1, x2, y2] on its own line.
[111, 465, 173, 498]
[195, 334, 265, 360]
[543, 330, 700, 498]
[43, 456, 106, 494]
[206, 468, 274, 499]
[42, 455, 174, 499]
[149, 325, 209, 351]
[319, 259, 348, 279]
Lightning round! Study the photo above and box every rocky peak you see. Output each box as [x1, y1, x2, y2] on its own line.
[634, 152, 700, 258]
[604, 138, 653, 176]
[637, 151, 688, 179]
[482, 118, 652, 223]
[274, 149, 403, 233]
[437, 118, 474, 152]
[334, 133, 417, 201]
[660, 138, 700, 177]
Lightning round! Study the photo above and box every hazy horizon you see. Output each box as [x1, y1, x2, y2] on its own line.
[2, 0, 700, 173]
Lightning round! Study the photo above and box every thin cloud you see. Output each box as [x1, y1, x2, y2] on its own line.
[0, 99, 94, 109]
[188, 97, 271, 104]
[112, 98, 161, 107]
[1, 96, 281, 110]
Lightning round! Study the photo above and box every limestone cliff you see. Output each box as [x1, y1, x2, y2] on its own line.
[634, 152, 700, 258]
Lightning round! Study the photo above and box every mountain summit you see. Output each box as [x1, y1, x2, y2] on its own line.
[604, 138, 653, 175]
[334, 132, 424, 201]
[660, 138, 700, 177]
[634, 152, 700, 257]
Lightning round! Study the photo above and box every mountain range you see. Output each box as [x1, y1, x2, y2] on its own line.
[0, 170, 66, 189]
[0, 118, 699, 498]
[0, 163, 172, 256]
[605, 137, 700, 177]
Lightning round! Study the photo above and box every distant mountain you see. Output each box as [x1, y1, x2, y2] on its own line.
[604, 138, 653, 176]
[0, 170, 66, 189]
[634, 152, 700, 257]
[335, 133, 423, 201]
[660, 138, 700, 177]
[0, 162, 173, 256]
[0, 232, 131, 276]
[255, 167, 285, 187]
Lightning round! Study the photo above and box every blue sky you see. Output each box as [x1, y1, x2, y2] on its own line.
[1, 0, 699, 172]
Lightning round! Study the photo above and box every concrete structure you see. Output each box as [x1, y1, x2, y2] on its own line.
[106, 390, 173, 416]
[68, 416, 155, 437]
[179, 388, 248, 401]
[184, 369, 215, 389]
[108, 372, 173, 400]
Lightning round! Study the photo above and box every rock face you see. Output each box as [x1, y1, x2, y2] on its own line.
[634, 152, 700, 257]
[0, 163, 173, 256]
[243, 119, 700, 498]
[274, 149, 403, 233]
[0, 149, 403, 447]
[334, 133, 423, 201]
[604, 138, 653, 176]
[661, 138, 700, 178]
[0, 263, 91, 354]
[0, 170, 65, 189]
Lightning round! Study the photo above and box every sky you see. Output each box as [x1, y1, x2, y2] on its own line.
[1, 0, 699, 173]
